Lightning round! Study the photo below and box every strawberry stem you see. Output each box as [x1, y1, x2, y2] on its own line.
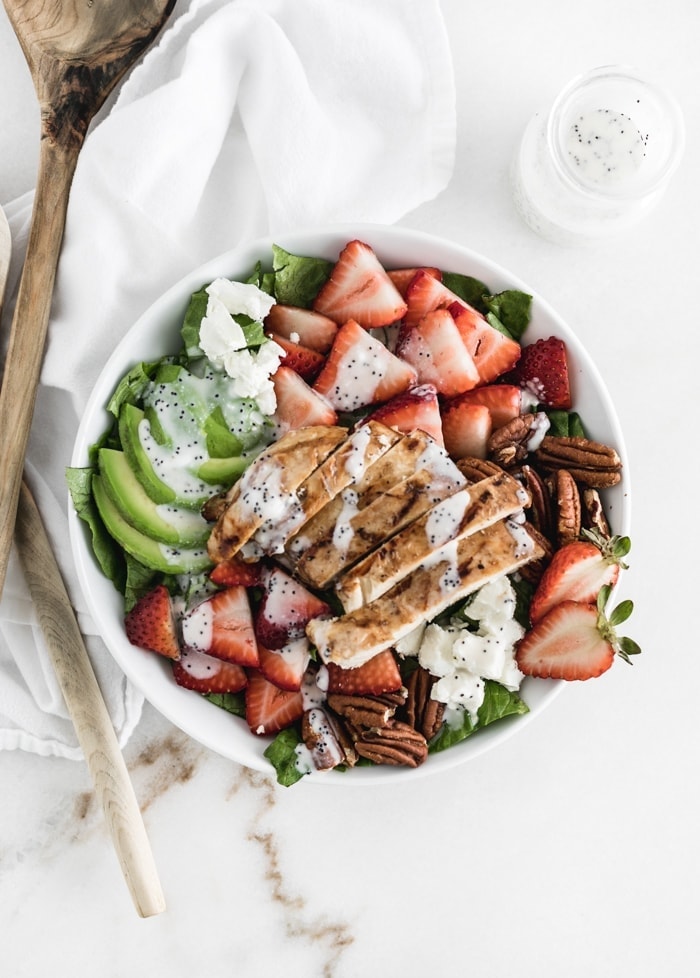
[581, 527, 631, 568]
[596, 585, 641, 664]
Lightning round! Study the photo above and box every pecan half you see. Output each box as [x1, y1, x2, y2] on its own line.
[456, 456, 504, 484]
[327, 691, 403, 729]
[554, 469, 581, 545]
[403, 666, 444, 740]
[488, 413, 550, 468]
[487, 415, 537, 467]
[519, 464, 553, 539]
[534, 436, 622, 488]
[324, 713, 359, 767]
[581, 488, 612, 538]
[354, 720, 428, 767]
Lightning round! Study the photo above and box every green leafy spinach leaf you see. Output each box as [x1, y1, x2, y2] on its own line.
[271, 244, 333, 308]
[483, 289, 532, 341]
[205, 691, 247, 718]
[428, 681, 529, 754]
[264, 727, 306, 787]
[66, 467, 126, 593]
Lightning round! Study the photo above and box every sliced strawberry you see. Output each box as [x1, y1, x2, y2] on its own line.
[404, 269, 464, 328]
[516, 600, 616, 680]
[508, 335, 571, 409]
[529, 535, 626, 624]
[267, 332, 325, 382]
[172, 648, 247, 693]
[181, 586, 258, 667]
[404, 275, 520, 384]
[395, 309, 480, 397]
[245, 669, 304, 734]
[125, 585, 179, 659]
[255, 565, 331, 650]
[264, 304, 338, 353]
[312, 318, 417, 411]
[271, 366, 338, 433]
[313, 239, 408, 328]
[440, 401, 492, 460]
[363, 384, 444, 445]
[258, 637, 311, 692]
[449, 303, 522, 384]
[445, 384, 522, 429]
[210, 557, 262, 588]
[388, 266, 441, 297]
[326, 649, 403, 695]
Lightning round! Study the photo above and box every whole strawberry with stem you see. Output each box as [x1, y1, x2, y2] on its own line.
[529, 529, 631, 624]
[516, 585, 641, 681]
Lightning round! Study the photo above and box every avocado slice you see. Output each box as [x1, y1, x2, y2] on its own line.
[197, 455, 248, 486]
[203, 405, 245, 458]
[98, 448, 210, 547]
[118, 403, 177, 506]
[93, 475, 213, 575]
[118, 402, 245, 506]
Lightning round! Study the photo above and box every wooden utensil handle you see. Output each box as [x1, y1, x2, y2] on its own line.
[0, 204, 10, 317]
[0, 137, 79, 596]
[15, 481, 166, 917]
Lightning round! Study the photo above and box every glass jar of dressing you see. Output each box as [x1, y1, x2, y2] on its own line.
[511, 65, 685, 245]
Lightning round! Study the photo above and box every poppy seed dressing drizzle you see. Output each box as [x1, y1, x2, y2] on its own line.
[331, 489, 360, 557]
[236, 460, 292, 549]
[328, 341, 388, 410]
[424, 490, 471, 549]
[139, 366, 268, 501]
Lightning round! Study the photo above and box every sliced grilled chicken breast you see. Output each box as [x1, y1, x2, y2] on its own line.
[336, 471, 530, 611]
[207, 425, 347, 562]
[307, 518, 544, 668]
[285, 428, 442, 559]
[292, 440, 466, 589]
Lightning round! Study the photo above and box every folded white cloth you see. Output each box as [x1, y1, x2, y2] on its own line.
[0, 0, 455, 758]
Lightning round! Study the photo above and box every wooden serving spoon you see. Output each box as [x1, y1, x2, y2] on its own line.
[0, 203, 10, 322]
[0, 0, 175, 595]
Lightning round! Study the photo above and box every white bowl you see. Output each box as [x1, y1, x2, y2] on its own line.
[69, 224, 631, 784]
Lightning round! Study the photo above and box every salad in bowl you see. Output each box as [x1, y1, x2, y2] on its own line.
[68, 226, 639, 785]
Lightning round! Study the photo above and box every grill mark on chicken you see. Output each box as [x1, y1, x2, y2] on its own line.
[336, 471, 529, 611]
[293, 466, 463, 589]
[207, 425, 347, 562]
[307, 519, 544, 668]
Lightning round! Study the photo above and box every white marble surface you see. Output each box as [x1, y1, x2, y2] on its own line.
[2, 1, 700, 976]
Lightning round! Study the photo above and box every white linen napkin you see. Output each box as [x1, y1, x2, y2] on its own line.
[0, 0, 455, 758]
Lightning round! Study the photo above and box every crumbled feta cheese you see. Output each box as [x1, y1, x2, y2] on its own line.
[223, 342, 284, 412]
[198, 280, 283, 413]
[416, 576, 525, 721]
[468, 574, 518, 625]
[395, 623, 426, 657]
[206, 277, 276, 321]
[433, 671, 485, 715]
[417, 624, 455, 677]
[199, 294, 247, 360]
